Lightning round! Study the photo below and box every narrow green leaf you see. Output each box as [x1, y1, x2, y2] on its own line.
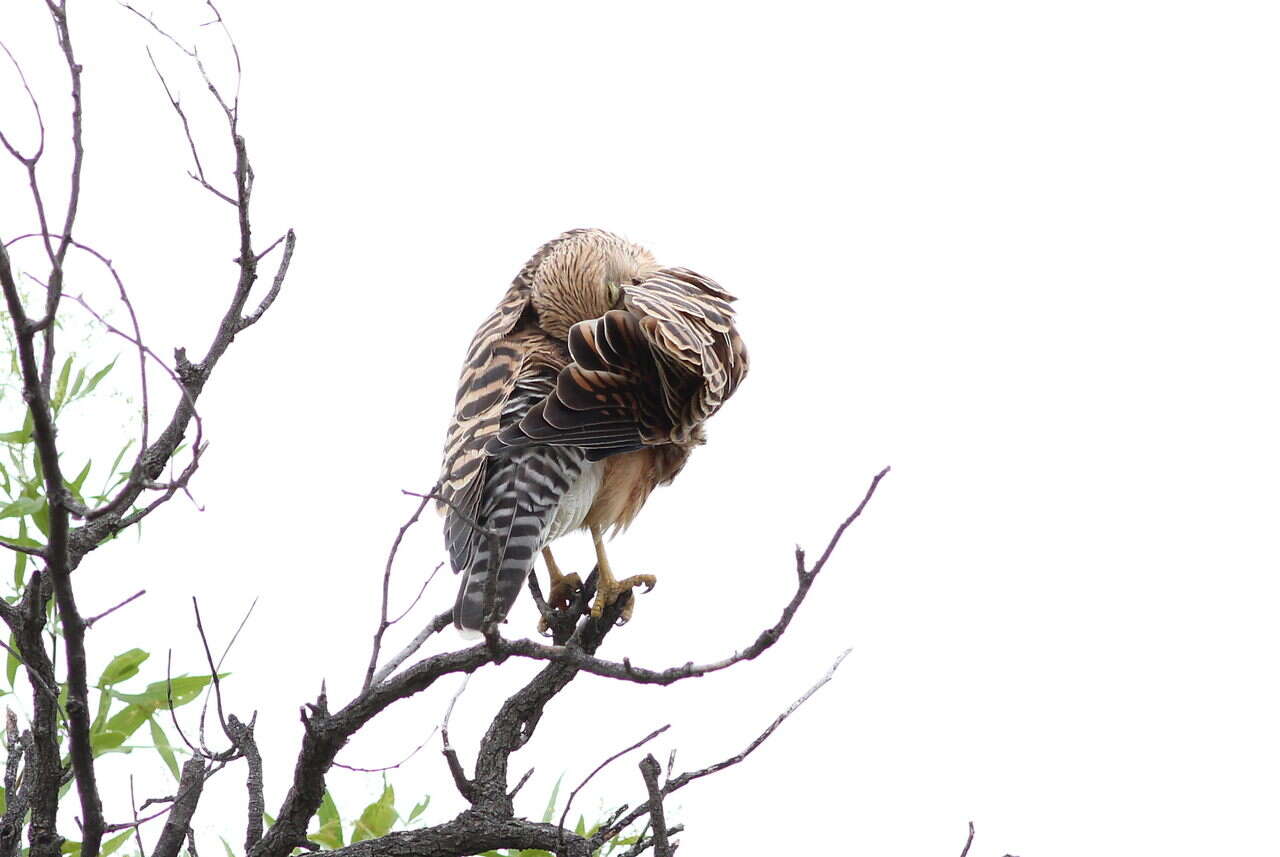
[52, 356, 73, 412]
[107, 674, 219, 709]
[68, 459, 92, 500]
[351, 784, 397, 843]
[0, 497, 42, 519]
[541, 776, 563, 823]
[99, 648, 149, 686]
[149, 716, 180, 780]
[407, 794, 431, 823]
[0, 460, 10, 494]
[67, 366, 86, 402]
[102, 439, 134, 495]
[0, 431, 29, 445]
[4, 634, 17, 688]
[574, 815, 586, 837]
[81, 357, 117, 397]
[219, 836, 237, 857]
[60, 839, 80, 856]
[99, 831, 131, 857]
[31, 500, 49, 538]
[12, 519, 28, 588]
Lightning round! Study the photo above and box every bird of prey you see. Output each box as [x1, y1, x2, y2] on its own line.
[438, 229, 748, 633]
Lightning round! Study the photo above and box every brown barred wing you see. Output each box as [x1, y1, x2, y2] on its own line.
[437, 231, 586, 565]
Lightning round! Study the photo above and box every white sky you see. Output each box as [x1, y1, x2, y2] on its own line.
[1, 1, 1279, 855]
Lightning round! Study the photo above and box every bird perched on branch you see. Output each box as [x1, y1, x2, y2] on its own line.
[438, 229, 748, 633]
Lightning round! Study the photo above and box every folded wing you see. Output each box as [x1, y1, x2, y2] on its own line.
[489, 267, 748, 460]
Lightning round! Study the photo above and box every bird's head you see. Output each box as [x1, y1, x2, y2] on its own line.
[530, 229, 658, 340]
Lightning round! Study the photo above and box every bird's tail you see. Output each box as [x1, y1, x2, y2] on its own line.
[452, 502, 542, 632]
[451, 449, 585, 632]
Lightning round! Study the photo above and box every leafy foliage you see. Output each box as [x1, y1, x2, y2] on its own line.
[300, 779, 640, 857]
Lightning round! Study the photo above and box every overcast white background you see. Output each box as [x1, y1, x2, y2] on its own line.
[1, 1, 1278, 854]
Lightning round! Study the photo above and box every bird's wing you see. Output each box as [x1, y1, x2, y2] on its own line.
[489, 267, 748, 461]
[438, 233, 582, 569]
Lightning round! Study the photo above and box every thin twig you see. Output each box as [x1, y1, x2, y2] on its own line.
[367, 608, 453, 687]
[558, 724, 670, 850]
[333, 724, 435, 773]
[440, 675, 476, 802]
[591, 649, 852, 848]
[84, 589, 145, 628]
[959, 821, 976, 857]
[363, 494, 433, 691]
[191, 598, 229, 745]
[129, 777, 146, 857]
[0, 40, 46, 163]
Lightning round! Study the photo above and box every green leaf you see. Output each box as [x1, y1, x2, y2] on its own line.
[13, 518, 28, 588]
[541, 776, 563, 824]
[0, 497, 42, 519]
[100, 831, 132, 857]
[90, 728, 128, 755]
[67, 366, 86, 402]
[102, 703, 151, 747]
[318, 789, 341, 830]
[108, 674, 218, 709]
[5, 632, 18, 688]
[149, 716, 180, 780]
[351, 784, 397, 843]
[99, 648, 149, 686]
[219, 836, 237, 857]
[407, 794, 430, 823]
[310, 818, 343, 851]
[52, 356, 73, 412]
[68, 459, 91, 501]
[101, 439, 134, 496]
[309, 789, 343, 849]
[575, 816, 586, 837]
[81, 357, 117, 398]
[60, 839, 80, 856]
[0, 430, 29, 445]
[31, 499, 48, 538]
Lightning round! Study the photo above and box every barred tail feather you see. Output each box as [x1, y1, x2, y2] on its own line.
[450, 447, 588, 632]
[452, 501, 542, 632]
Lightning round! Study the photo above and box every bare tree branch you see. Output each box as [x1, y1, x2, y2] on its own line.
[638, 755, 673, 857]
[227, 714, 264, 853]
[152, 759, 206, 857]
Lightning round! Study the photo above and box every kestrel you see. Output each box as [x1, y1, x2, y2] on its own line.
[438, 229, 748, 633]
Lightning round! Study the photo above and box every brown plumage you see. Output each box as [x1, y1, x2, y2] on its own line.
[438, 229, 748, 632]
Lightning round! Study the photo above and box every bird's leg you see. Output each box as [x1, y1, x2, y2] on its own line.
[542, 546, 581, 610]
[590, 524, 656, 624]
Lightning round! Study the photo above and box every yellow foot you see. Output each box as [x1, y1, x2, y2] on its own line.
[538, 547, 583, 635]
[590, 572, 657, 624]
